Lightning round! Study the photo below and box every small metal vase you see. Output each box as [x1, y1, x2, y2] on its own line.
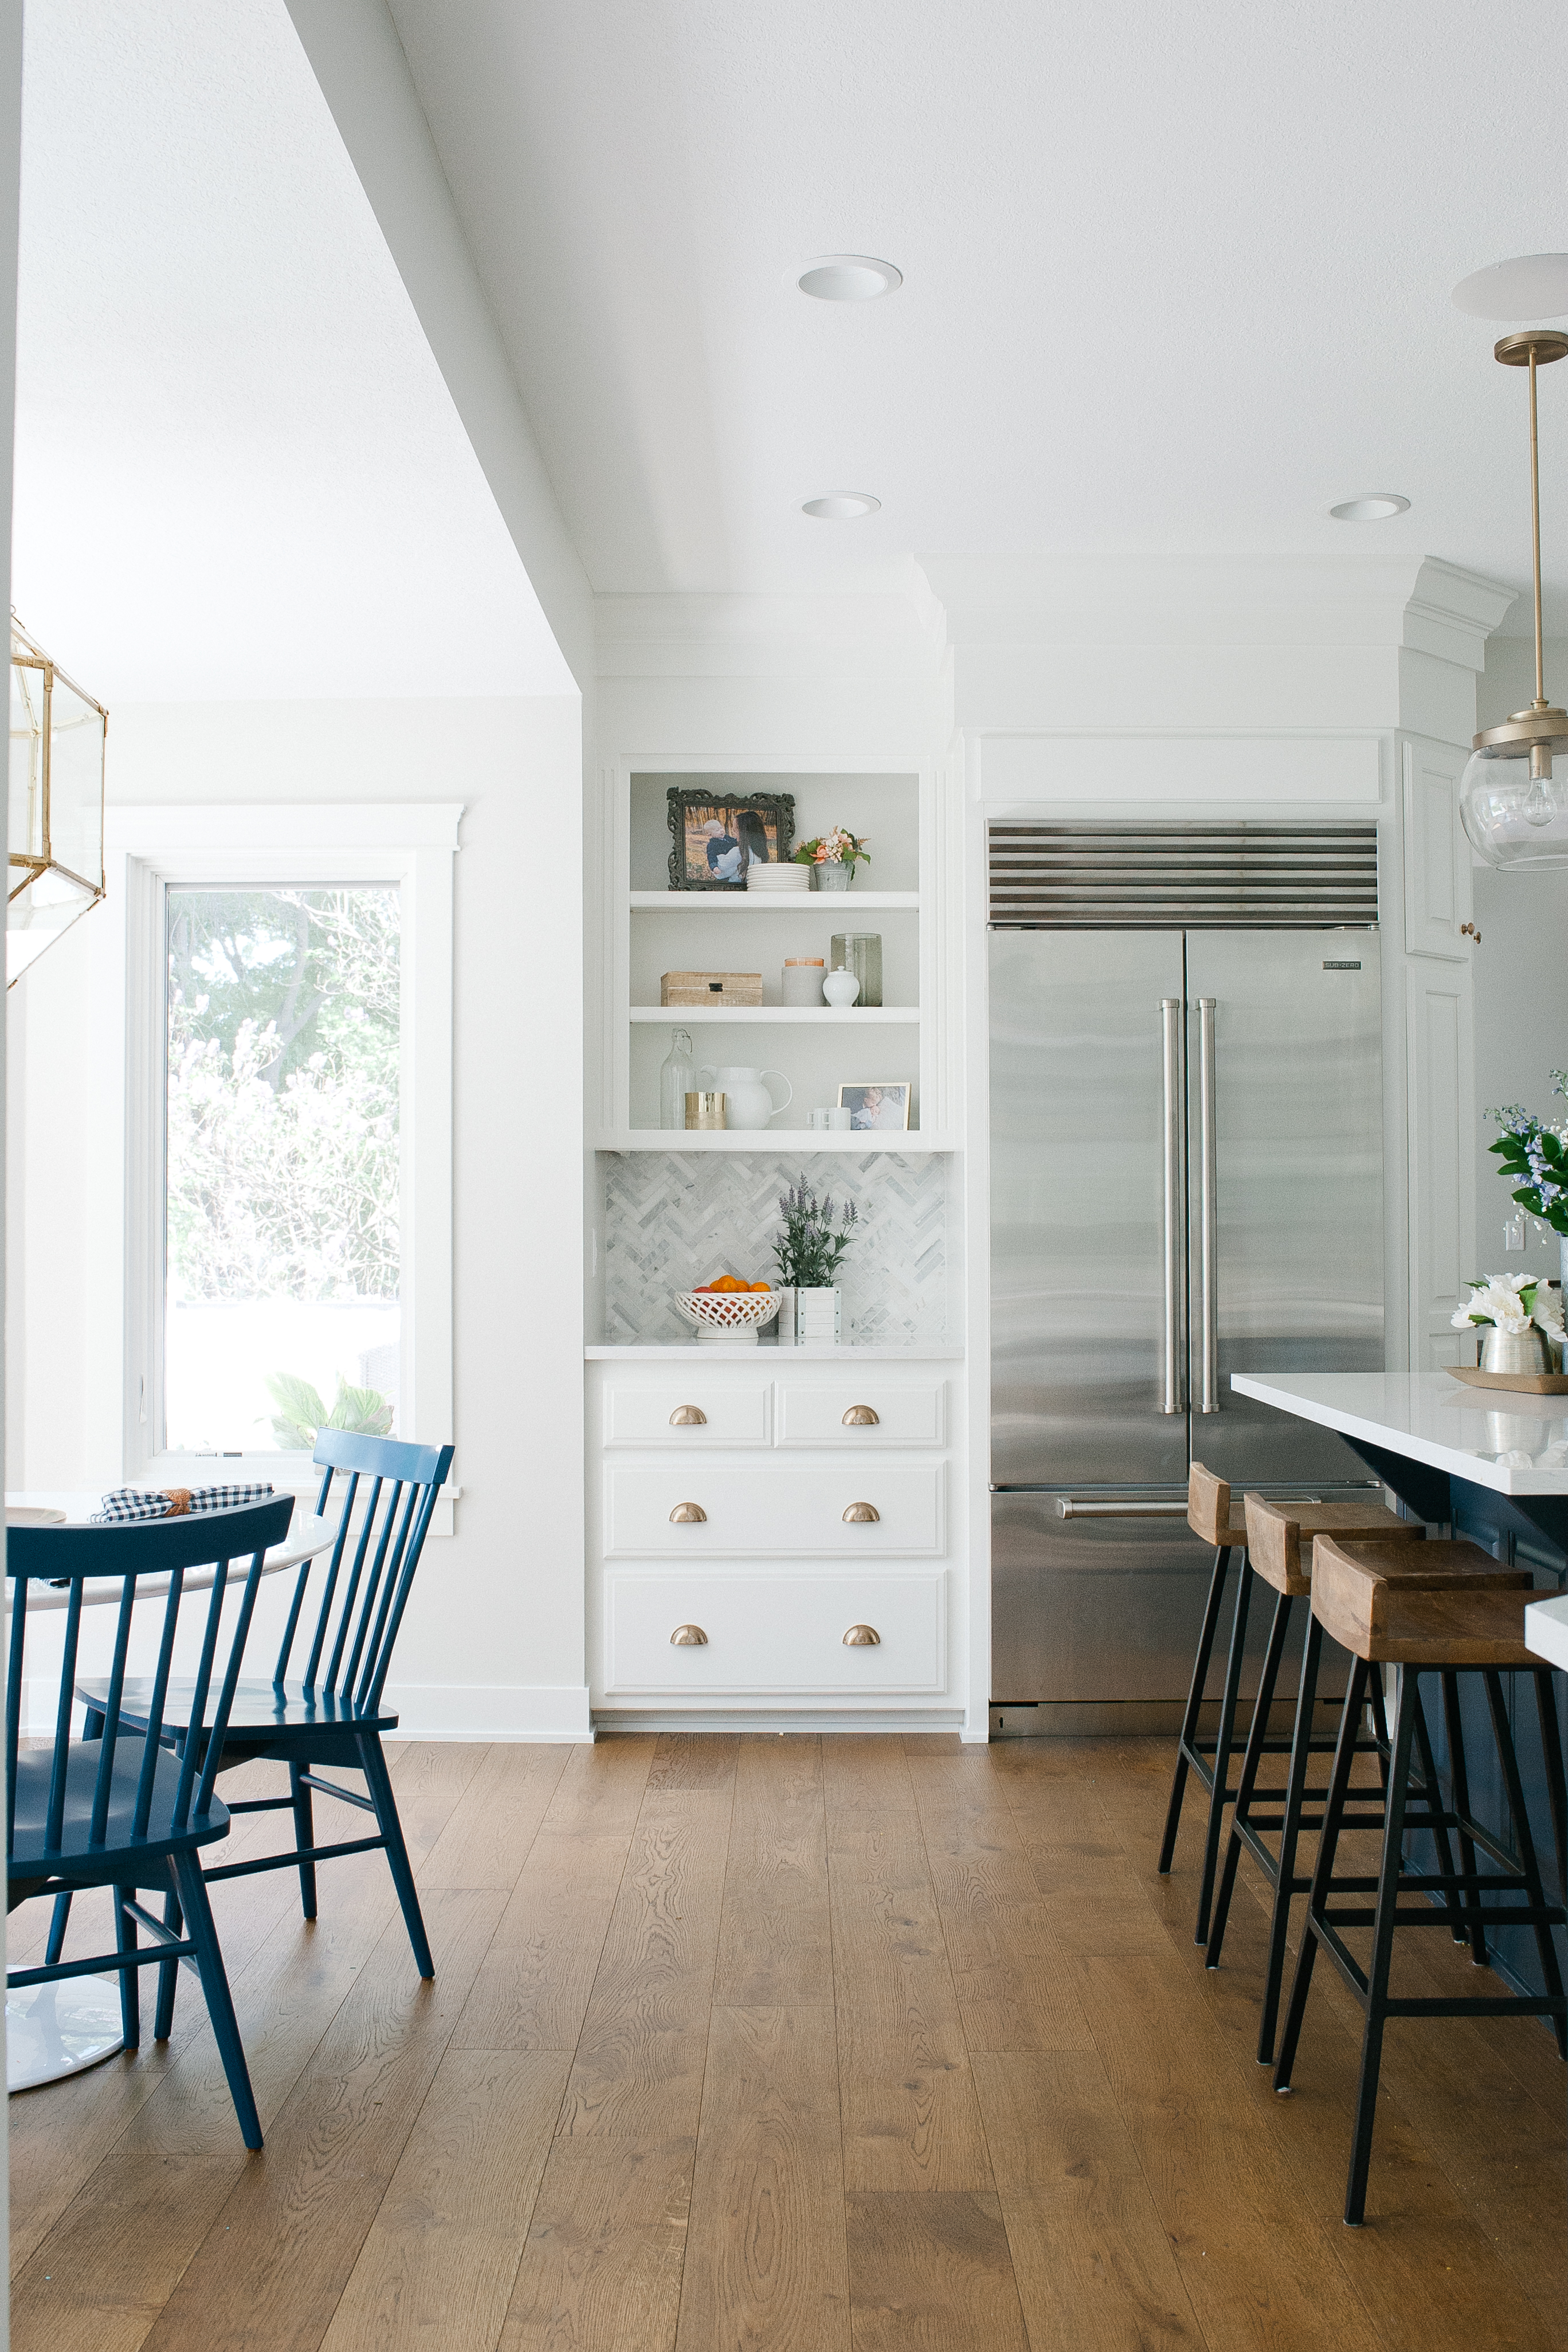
[1479, 1324, 1553, 1375]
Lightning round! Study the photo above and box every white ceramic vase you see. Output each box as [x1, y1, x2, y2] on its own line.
[821, 968, 860, 1008]
[696, 1063, 792, 1130]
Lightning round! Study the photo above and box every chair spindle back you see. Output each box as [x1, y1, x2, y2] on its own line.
[5, 1497, 296, 1868]
[272, 1432, 453, 1709]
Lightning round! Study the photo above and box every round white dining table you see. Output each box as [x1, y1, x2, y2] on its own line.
[4, 1489, 338, 2093]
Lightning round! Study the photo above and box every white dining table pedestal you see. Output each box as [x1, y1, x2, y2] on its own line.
[5, 1493, 338, 2095]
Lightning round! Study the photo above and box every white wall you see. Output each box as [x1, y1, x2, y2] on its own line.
[8, 693, 591, 1738]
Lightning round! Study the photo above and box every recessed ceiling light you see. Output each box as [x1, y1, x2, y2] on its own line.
[797, 256, 902, 302]
[1453, 254, 1568, 320]
[801, 493, 881, 520]
[1329, 493, 1410, 522]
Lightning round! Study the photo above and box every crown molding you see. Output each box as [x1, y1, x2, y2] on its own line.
[916, 551, 1516, 666]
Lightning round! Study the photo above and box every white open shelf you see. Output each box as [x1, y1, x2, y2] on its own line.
[628, 890, 920, 911]
[630, 1005, 919, 1024]
[596, 1129, 956, 1153]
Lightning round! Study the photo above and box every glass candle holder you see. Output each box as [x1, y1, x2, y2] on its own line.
[829, 932, 882, 1007]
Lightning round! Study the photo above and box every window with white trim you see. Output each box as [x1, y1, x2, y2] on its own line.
[108, 805, 457, 1490]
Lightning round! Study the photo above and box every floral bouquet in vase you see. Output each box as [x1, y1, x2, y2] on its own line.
[793, 827, 870, 893]
[1452, 1271, 1565, 1375]
[1487, 1078, 1568, 1303]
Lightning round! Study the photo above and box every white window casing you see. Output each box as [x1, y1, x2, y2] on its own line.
[81, 803, 459, 1526]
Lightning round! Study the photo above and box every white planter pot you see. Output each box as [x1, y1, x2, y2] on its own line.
[777, 1285, 841, 1346]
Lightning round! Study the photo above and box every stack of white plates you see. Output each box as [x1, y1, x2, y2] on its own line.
[746, 862, 810, 893]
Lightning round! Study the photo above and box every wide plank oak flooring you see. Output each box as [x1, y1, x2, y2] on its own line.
[8, 1731, 1565, 2351]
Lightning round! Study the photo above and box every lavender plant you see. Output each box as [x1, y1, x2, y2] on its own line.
[1488, 1073, 1568, 1233]
[772, 1175, 860, 1289]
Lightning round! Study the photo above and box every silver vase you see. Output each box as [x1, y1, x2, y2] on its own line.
[1479, 1324, 1553, 1376]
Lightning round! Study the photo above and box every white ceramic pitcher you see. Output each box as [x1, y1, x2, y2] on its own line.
[697, 1063, 793, 1130]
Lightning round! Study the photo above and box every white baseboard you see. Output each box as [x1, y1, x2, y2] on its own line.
[593, 1707, 966, 1736]
[381, 1683, 593, 1741]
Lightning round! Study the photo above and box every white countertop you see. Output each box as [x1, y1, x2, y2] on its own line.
[1229, 1372, 1568, 1495]
[1526, 1595, 1568, 1671]
[585, 1343, 963, 1360]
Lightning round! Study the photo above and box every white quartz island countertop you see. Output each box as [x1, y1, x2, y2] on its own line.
[1229, 1371, 1568, 1496]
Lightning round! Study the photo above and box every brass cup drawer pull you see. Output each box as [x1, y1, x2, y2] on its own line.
[841, 1404, 880, 1426]
[842, 1501, 880, 1524]
[669, 1405, 707, 1426]
[671, 1624, 708, 1646]
[669, 1502, 708, 1524]
[842, 1623, 881, 1646]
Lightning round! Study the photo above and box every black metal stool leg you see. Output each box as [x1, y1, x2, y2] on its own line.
[1484, 1668, 1568, 2057]
[1255, 1611, 1323, 2065]
[1441, 1669, 1488, 1964]
[1275, 1655, 1368, 2094]
[1195, 1557, 1253, 1946]
[1533, 1668, 1568, 1907]
[1207, 1589, 1292, 1971]
[1344, 1662, 1420, 2226]
[1406, 1675, 1466, 1944]
[1159, 1542, 1233, 1875]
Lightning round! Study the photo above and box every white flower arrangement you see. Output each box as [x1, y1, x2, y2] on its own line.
[1451, 1270, 1565, 1337]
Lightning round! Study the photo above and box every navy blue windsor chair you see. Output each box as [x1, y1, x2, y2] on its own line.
[48, 1430, 454, 2009]
[7, 1496, 295, 2149]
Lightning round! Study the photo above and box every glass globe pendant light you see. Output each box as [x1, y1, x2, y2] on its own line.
[1460, 330, 1568, 869]
[8, 613, 107, 984]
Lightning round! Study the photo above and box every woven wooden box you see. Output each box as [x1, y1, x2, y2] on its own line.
[660, 971, 764, 1006]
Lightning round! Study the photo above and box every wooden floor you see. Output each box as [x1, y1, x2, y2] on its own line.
[8, 1730, 1567, 2352]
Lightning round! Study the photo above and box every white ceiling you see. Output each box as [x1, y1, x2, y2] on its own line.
[12, 0, 573, 701]
[386, 0, 1568, 632]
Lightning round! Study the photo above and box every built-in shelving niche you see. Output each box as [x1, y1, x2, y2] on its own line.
[616, 769, 933, 1146]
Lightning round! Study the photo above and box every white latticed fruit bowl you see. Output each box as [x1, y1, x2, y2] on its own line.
[676, 1289, 780, 1346]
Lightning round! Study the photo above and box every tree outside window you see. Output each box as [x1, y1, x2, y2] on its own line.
[164, 885, 401, 1452]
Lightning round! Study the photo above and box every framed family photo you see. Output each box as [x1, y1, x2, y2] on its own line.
[666, 789, 795, 891]
[837, 1081, 911, 1132]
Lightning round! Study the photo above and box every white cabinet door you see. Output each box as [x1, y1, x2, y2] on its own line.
[605, 1465, 944, 1556]
[602, 1381, 771, 1447]
[603, 1570, 945, 1692]
[775, 1381, 946, 1447]
[1406, 960, 1475, 1370]
[1402, 741, 1472, 962]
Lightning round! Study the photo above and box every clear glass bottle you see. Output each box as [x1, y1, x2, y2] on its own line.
[659, 1027, 696, 1129]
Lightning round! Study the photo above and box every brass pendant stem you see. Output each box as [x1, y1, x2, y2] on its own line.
[1531, 348, 1547, 709]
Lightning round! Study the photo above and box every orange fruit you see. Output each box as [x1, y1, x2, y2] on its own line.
[749, 1281, 770, 1292]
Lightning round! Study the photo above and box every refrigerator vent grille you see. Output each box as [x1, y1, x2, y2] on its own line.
[987, 823, 1379, 929]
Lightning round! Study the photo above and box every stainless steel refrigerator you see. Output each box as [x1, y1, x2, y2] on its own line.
[988, 824, 1383, 1730]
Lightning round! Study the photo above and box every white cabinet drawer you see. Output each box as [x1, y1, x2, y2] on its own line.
[603, 1381, 771, 1448]
[775, 1381, 946, 1448]
[605, 1465, 943, 1557]
[603, 1571, 944, 1694]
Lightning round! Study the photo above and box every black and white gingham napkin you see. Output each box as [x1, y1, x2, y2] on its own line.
[91, 1482, 275, 1526]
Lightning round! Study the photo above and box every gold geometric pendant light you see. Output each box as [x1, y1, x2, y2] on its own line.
[8, 614, 108, 984]
[1460, 330, 1568, 868]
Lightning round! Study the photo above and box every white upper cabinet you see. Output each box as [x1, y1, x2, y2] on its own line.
[1401, 742, 1473, 961]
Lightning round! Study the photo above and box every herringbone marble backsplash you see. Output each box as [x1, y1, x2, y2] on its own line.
[600, 1154, 951, 1345]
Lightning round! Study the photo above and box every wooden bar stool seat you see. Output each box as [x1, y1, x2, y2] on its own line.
[1273, 1536, 1567, 2226]
[1205, 1498, 1464, 2059]
[1165, 1467, 1421, 1951]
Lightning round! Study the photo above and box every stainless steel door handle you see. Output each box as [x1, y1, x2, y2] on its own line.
[1161, 998, 1186, 1414]
[1055, 1498, 1190, 1518]
[1197, 996, 1218, 1414]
